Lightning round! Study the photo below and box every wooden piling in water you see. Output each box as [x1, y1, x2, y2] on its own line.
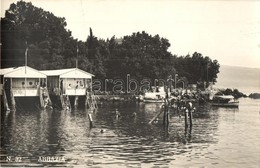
[88, 113, 93, 128]
[184, 108, 189, 128]
[189, 109, 193, 127]
[67, 96, 71, 110]
[44, 87, 52, 107]
[74, 96, 78, 108]
[163, 98, 171, 128]
[38, 87, 44, 109]
[2, 89, 10, 111]
[85, 91, 98, 111]
[85, 92, 89, 108]
[10, 89, 16, 111]
[163, 105, 166, 126]
[166, 108, 169, 128]
[163, 100, 167, 126]
[60, 95, 65, 109]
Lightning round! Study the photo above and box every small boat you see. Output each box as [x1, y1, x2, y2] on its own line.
[212, 95, 239, 108]
[143, 87, 165, 103]
[143, 98, 164, 103]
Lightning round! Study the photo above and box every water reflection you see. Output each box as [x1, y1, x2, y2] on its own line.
[1, 99, 258, 167]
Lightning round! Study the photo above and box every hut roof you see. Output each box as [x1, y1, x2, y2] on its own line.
[0, 66, 47, 78]
[0, 67, 16, 75]
[40, 68, 94, 79]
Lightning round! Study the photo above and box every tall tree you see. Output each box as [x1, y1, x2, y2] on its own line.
[1, 1, 72, 69]
[106, 31, 176, 81]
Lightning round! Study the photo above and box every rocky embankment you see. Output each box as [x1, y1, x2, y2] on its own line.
[248, 93, 260, 99]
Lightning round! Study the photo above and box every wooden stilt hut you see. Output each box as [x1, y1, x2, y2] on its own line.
[40, 68, 94, 109]
[0, 66, 49, 111]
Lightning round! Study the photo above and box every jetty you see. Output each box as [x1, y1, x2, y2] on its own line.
[0, 66, 50, 111]
[40, 68, 96, 110]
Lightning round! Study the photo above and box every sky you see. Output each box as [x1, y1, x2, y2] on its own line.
[1, 0, 260, 68]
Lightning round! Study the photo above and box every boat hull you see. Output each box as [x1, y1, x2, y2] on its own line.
[143, 99, 164, 103]
[211, 102, 239, 108]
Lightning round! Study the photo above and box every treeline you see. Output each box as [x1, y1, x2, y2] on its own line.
[1, 1, 220, 86]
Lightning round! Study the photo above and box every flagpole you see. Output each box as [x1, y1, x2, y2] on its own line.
[76, 44, 79, 69]
[25, 41, 28, 96]
[25, 41, 28, 74]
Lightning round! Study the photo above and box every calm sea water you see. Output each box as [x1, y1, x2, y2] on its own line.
[214, 65, 260, 95]
[1, 98, 260, 167]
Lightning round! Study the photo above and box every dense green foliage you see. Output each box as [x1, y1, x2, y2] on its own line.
[1, 1, 220, 86]
[106, 32, 175, 81]
[216, 88, 247, 99]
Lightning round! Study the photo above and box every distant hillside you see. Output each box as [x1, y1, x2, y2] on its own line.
[214, 65, 260, 95]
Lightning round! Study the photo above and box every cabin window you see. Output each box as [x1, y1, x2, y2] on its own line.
[22, 82, 25, 85]
[29, 81, 33, 85]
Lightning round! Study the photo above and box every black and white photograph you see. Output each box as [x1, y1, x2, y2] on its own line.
[1, 0, 260, 167]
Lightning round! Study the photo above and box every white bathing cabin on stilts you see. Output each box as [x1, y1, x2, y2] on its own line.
[40, 68, 95, 110]
[0, 66, 49, 111]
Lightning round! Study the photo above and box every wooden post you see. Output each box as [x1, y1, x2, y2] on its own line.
[163, 98, 170, 128]
[60, 95, 65, 109]
[184, 108, 188, 128]
[61, 95, 71, 110]
[10, 78, 16, 111]
[45, 87, 52, 106]
[74, 96, 78, 108]
[10, 89, 16, 111]
[189, 109, 193, 128]
[38, 86, 44, 109]
[58, 77, 60, 95]
[187, 102, 193, 128]
[93, 94, 98, 110]
[163, 101, 167, 126]
[88, 113, 93, 128]
[68, 96, 71, 110]
[85, 91, 88, 108]
[3, 89, 10, 111]
[37, 79, 44, 109]
[166, 108, 169, 128]
[185, 121, 188, 138]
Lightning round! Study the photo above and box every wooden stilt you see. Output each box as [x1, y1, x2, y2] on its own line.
[67, 96, 71, 110]
[88, 113, 93, 128]
[185, 122, 188, 137]
[61, 95, 71, 110]
[165, 108, 169, 128]
[163, 107, 166, 126]
[188, 125, 192, 140]
[189, 109, 193, 128]
[85, 91, 98, 111]
[167, 101, 171, 125]
[74, 96, 78, 108]
[10, 88, 16, 111]
[38, 87, 44, 109]
[3, 89, 10, 111]
[184, 108, 189, 128]
[85, 92, 89, 108]
[9, 78, 16, 111]
[93, 95, 98, 109]
[60, 95, 65, 109]
[163, 99, 167, 126]
[44, 87, 52, 106]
